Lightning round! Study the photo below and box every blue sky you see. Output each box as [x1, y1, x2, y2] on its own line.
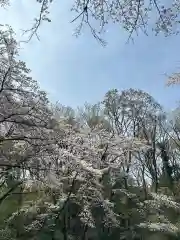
[1, 0, 180, 111]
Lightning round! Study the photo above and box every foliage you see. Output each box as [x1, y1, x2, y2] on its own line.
[2, 0, 180, 43]
[1, 23, 180, 240]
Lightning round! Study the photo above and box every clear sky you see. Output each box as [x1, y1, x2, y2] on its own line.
[1, 0, 180, 111]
